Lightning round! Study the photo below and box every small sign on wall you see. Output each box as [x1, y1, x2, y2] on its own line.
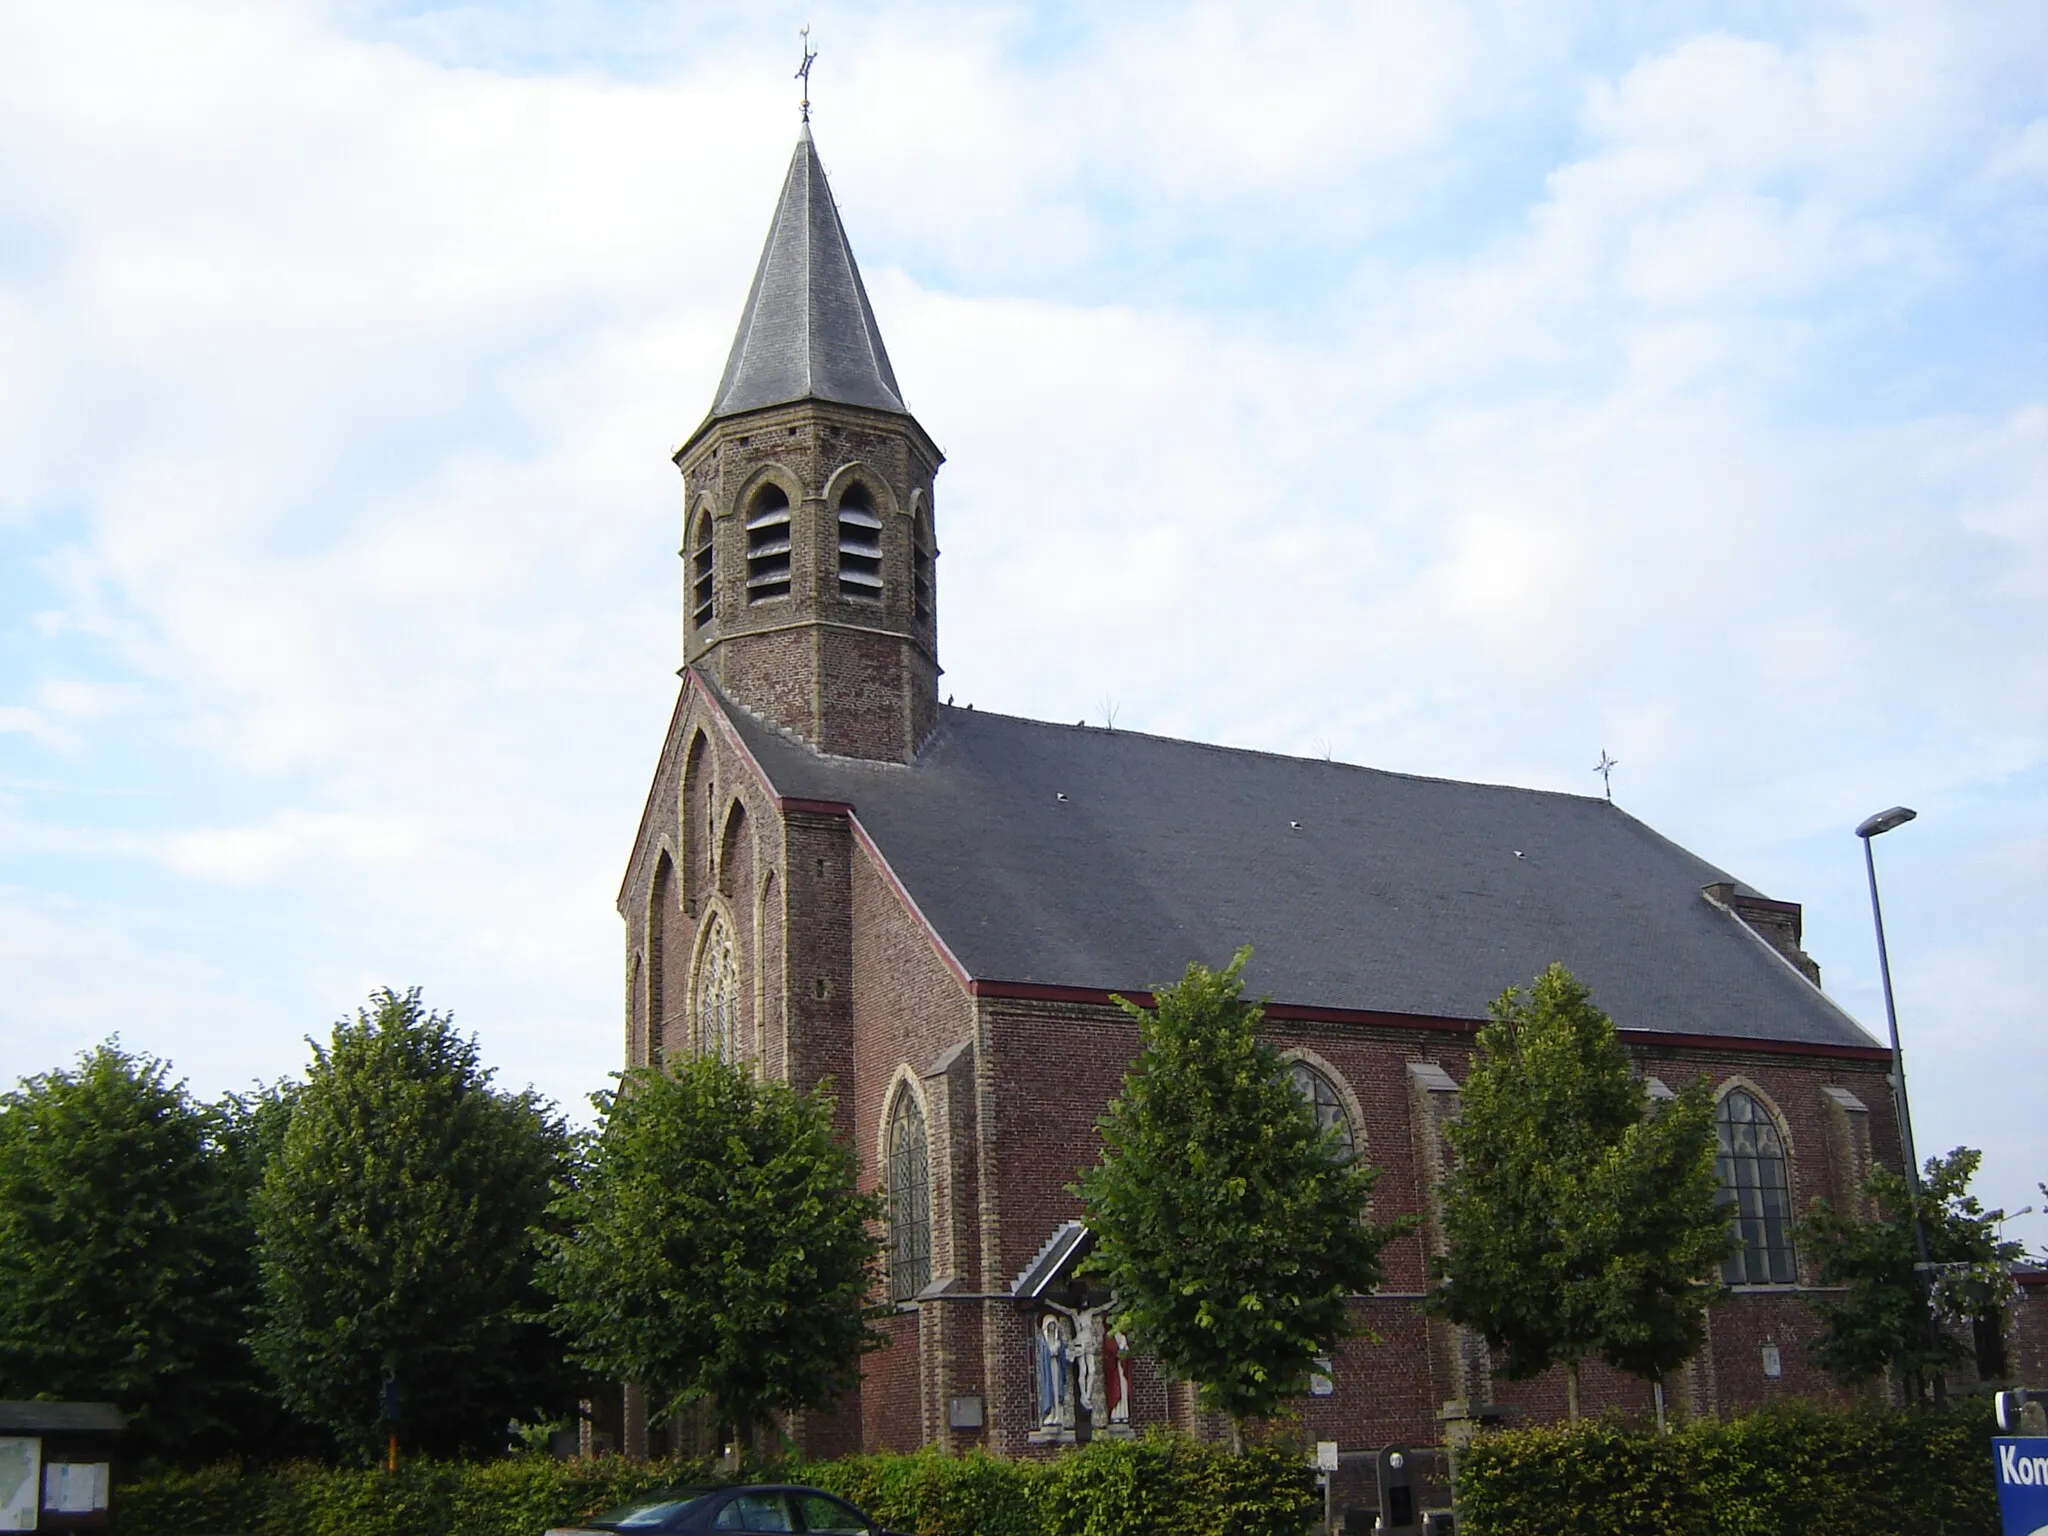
[947, 1396, 983, 1430]
[1760, 1342, 1782, 1379]
[1310, 1356, 1334, 1396]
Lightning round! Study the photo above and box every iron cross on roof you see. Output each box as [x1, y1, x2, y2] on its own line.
[796, 25, 817, 123]
[1595, 750, 1619, 802]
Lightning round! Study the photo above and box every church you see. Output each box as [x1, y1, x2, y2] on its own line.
[616, 124, 1915, 1464]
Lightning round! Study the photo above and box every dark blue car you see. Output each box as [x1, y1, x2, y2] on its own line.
[545, 1485, 908, 1535]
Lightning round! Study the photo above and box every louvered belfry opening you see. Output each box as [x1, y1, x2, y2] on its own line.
[912, 512, 933, 624]
[690, 514, 715, 629]
[745, 486, 793, 603]
[837, 483, 884, 601]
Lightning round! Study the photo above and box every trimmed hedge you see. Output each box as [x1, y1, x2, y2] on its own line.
[113, 1456, 696, 1536]
[1456, 1401, 2000, 1536]
[114, 1432, 1318, 1536]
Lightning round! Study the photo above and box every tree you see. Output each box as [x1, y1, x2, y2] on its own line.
[211, 1081, 337, 1462]
[539, 1053, 884, 1459]
[1430, 964, 1731, 1418]
[1802, 1146, 2024, 1399]
[0, 1044, 254, 1460]
[251, 988, 573, 1462]
[1075, 951, 1399, 1450]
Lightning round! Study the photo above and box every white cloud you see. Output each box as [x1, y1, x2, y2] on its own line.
[0, 0, 2041, 1236]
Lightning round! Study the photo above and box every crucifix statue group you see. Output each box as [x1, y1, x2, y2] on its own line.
[1037, 1302, 1132, 1432]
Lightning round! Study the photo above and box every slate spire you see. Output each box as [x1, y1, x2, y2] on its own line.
[707, 127, 908, 420]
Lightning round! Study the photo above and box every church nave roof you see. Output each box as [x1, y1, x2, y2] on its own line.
[707, 682, 1879, 1054]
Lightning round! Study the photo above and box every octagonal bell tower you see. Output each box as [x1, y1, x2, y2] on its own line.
[673, 126, 943, 764]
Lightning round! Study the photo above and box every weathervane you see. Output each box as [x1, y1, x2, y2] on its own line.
[796, 25, 816, 123]
[1594, 750, 1619, 803]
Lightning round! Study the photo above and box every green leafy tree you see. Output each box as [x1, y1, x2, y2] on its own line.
[1802, 1146, 2024, 1398]
[1430, 964, 1731, 1418]
[252, 988, 573, 1462]
[540, 1053, 884, 1459]
[0, 1044, 264, 1459]
[210, 1082, 337, 1462]
[1075, 951, 1400, 1450]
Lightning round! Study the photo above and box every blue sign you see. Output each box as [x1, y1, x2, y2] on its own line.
[1995, 1438, 2048, 1536]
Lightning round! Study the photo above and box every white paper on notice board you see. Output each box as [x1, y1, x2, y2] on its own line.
[44, 1461, 111, 1513]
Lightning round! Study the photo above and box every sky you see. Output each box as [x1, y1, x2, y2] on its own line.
[0, 0, 2043, 1250]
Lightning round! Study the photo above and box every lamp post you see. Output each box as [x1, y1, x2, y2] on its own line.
[1856, 804, 1943, 1402]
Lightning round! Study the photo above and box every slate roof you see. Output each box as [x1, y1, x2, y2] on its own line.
[1011, 1221, 1093, 1299]
[712, 685, 1879, 1051]
[703, 127, 908, 424]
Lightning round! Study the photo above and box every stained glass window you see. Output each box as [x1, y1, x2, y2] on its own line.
[1288, 1060, 1356, 1154]
[886, 1086, 931, 1302]
[693, 915, 742, 1063]
[1716, 1089, 1797, 1285]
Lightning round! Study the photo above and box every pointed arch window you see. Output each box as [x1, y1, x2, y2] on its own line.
[745, 487, 792, 603]
[693, 914, 742, 1063]
[1288, 1060, 1356, 1155]
[885, 1085, 931, 1302]
[690, 512, 716, 629]
[912, 510, 934, 624]
[836, 484, 883, 601]
[1716, 1089, 1797, 1284]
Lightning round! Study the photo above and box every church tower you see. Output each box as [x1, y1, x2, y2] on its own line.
[673, 127, 942, 763]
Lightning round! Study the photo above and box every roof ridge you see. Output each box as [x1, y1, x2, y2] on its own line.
[935, 702, 1615, 806]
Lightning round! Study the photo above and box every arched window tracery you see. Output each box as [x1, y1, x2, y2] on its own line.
[1288, 1059, 1356, 1155]
[885, 1084, 931, 1302]
[1716, 1088, 1797, 1285]
[693, 913, 742, 1063]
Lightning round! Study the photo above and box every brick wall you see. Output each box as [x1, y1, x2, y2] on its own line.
[846, 829, 977, 1451]
[959, 995, 1903, 1454]
[2009, 1277, 2048, 1386]
[621, 686, 789, 1072]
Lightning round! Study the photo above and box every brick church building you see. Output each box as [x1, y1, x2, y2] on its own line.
[616, 125, 1934, 1465]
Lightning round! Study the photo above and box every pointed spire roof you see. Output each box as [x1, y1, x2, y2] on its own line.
[707, 128, 908, 421]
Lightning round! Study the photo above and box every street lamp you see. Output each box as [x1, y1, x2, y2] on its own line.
[1856, 804, 1942, 1401]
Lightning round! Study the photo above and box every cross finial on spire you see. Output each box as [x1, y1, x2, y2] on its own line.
[1595, 750, 1619, 802]
[796, 25, 816, 124]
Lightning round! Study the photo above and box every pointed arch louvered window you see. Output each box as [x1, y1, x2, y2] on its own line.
[690, 513, 715, 629]
[886, 1085, 931, 1302]
[745, 487, 792, 603]
[912, 510, 934, 624]
[1716, 1089, 1797, 1284]
[837, 484, 883, 601]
